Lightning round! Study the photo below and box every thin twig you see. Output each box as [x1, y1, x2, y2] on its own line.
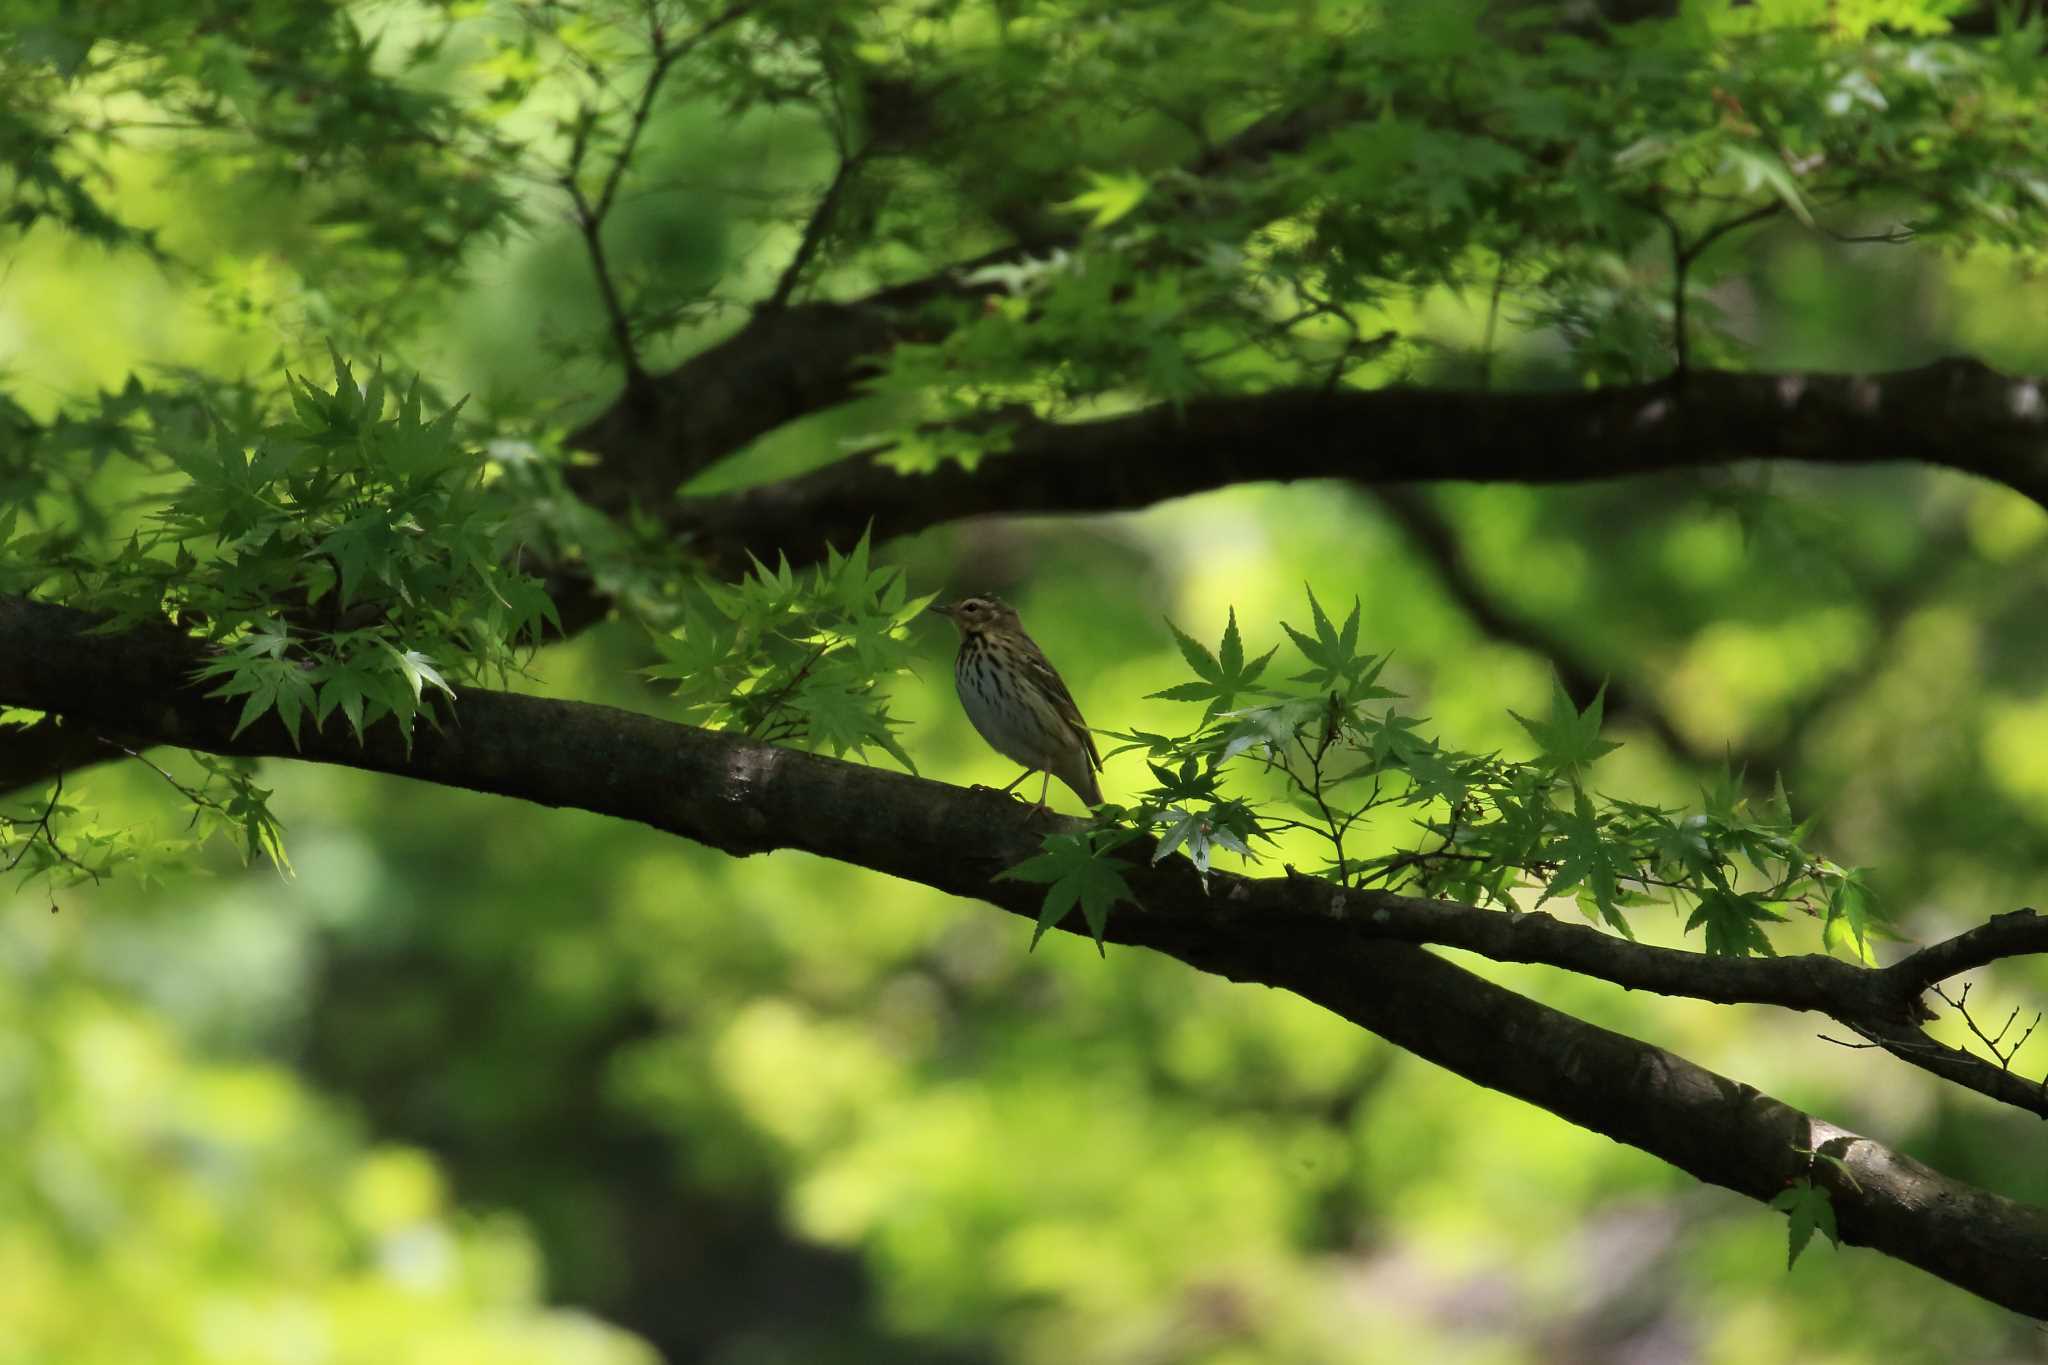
[1933, 981, 2046, 1073]
[3, 772, 64, 873]
[1656, 199, 1783, 378]
[2, 771, 96, 881]
[1818, 1033, 1883, 1051]
[561, 1, 762, 392]
[745, 639, 835, 740]
[764, 150, 863, 312]
[565, 112, 654, 393]
[1478, 256, 1509, 389]
[103, 740, 234, 829]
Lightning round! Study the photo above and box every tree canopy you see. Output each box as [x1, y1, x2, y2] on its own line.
[8, 0, 2048, 1358]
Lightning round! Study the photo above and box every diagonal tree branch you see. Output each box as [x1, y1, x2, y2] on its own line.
[1371, 485, 1706, 763]
[10, 582, 2037, 1120]
[764, 148, 864, 313]
[5, 591, 2048, 1314]
[1290, 878, 2048, 1118]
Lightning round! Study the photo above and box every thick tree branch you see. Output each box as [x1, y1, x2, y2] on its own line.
[672, 359, 2048, 572]
[0, 717, 117, 792]
[1892, 908, 2048, 994]
[5, 593, 2048, 1314]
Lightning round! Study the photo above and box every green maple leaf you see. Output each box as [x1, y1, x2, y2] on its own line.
[1510, 677, 1621, 777]
[314, 664, 373, 741]
[997, 832, 1135, 953]
[1686, 888, 1785, 958]
[1149, 608, 1279, 721]
[1540, 787, 1634, 936]
[1770, 1178, 1838, 1268]
[1280, 588, 1389, 701]
[387, 646, 457, 704]
[794, 677, 919, 774]
[1823, 868, 1886, 962]
[1057, 168, 1149, 228]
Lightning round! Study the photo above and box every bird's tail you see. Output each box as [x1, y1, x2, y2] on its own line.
[1057, 754, 1104, 808]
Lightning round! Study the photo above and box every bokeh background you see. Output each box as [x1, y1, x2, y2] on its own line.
[7, 4, 2048, 1362]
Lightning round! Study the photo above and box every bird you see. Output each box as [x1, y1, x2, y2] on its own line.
[931, 595, 1104, 810]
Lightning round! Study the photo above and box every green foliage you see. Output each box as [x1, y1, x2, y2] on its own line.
[0, 918, 657, 1364]
[0, 771, 136, 892]
[1150, 607, 1281, 723]
[1773, 1178, 1842, 1268]
[47, 351, 555, 751]
[0, 346, 566, 882]
[0, 721, 290, 890]
[996, 826, 1141, 951]
[644, 534, 931, 770]
[1098, 589, 1882, 957]
[2, 0, 526, 342]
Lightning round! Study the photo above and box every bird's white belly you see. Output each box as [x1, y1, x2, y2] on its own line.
[956, 652, 1060, 769]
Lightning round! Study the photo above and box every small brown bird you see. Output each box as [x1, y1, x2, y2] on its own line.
[931, 595, 1104, 810]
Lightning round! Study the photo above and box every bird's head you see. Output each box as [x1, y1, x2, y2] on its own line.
[930, 595, 1019, 636]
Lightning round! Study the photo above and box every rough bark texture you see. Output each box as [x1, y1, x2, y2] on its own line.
[667, 361, 2048, 574]
[6, 593, 2046, 1317]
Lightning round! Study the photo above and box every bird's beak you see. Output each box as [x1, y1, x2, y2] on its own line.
[928, 601, 956, 618]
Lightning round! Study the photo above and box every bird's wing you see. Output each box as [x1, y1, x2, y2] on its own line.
[1020, 635, 1102, 773]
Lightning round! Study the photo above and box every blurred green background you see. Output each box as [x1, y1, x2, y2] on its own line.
[8, 3, 2048, 1362]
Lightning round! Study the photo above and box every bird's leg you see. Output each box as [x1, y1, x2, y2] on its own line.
[997, 769, 1033, 796]
[1034, 770, 1053, 814]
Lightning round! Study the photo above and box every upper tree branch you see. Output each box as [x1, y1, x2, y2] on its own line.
[560, 96, 1364, 511]
[5, 592, 2048, 1315]
[671, 359, 2048, 576]
[1891, 908, 2048, 994]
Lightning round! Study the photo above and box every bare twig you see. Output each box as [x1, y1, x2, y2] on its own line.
[561, 1, 762, 393]
[1478, 256, 1509, 388]
[1, 770, 96, 881]
[101, 739, 237, 829]
[764, 150, 863, 312]
[1819, 1033, 1883, 1050]
[1932, 981, 2045, 1074]
[1656, 199, 1783, 378]
[2, 772, 63, 872]
[564, 109, 655, 392]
